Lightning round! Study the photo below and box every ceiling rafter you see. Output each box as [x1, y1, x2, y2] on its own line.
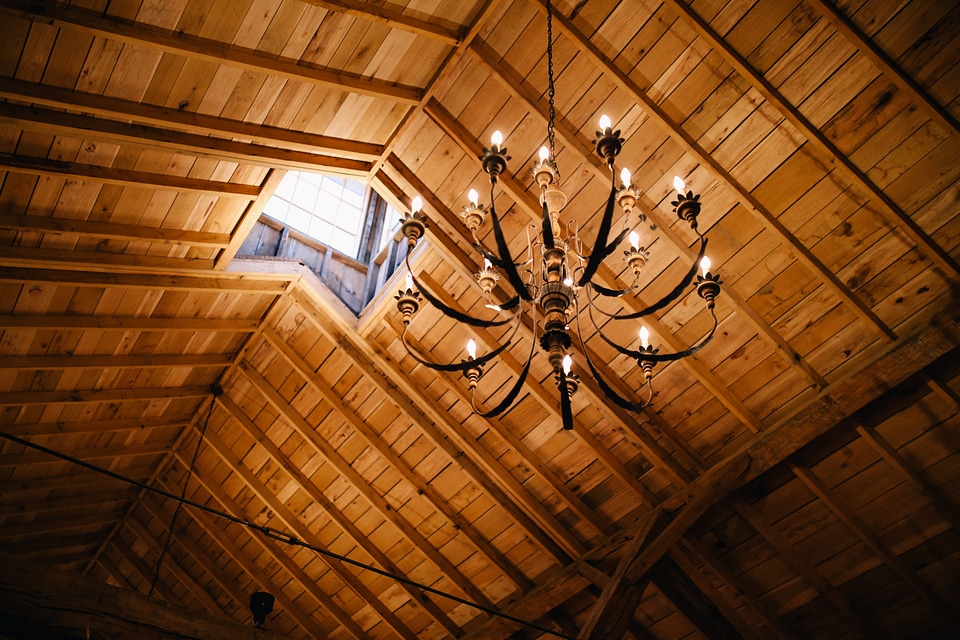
[0, 490, 138, 518]
[214, 384, 478, 634]
[290, 284, 580, 563]
[0, 510, 124, 539]
[0, 76, 384, 161]
[216, 170, 287, 269]
[194, 416, 426, 640]
[649, 554, 743, 640]
[0, 1, 423, 105]
[788, 461, 960, 632]
[0, 466, 157, 493]
[302, 0, 462, 46]
[662, 0, 960, 280]
[0, 442, 171, 467]
[466, 37, 827, 390]
[0, 385, 210, 405]
[0, 245, 217, 272]
[110, 542, 184, 605]
[422, 97, 769, 435]
[0, 212, 231, 247]
[0, 152, 261, 198]
[260, 324, 531, 592]
[0, 315, 258, 331]
[0, 352, 235, 370]
[0, 103, 372, 175]
[527, 0, 897, 341]
[0, 415, 194, 437]
[0, 265, 294, 292]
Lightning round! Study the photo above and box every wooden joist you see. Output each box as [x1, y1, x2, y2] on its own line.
[0, 352, 235, 370]
[0, 212, 232, 247]
[0, 384, 210, 405]
[302, 0, 462, 45]
[0, 265, 293, 293]
[0, 315, 258, 332]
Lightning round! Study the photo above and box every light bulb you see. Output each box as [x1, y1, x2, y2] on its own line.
[629, 231, 640, 250]
[538, 146, 550, 161]
[620, 167, 631, 188]
[673, 176, 686, 193]
[563, 277, 573, 287]
[483, 258, 492, 270]
[562, 355, 572, 374]
[411, 195, 423, 212]
[701, 256, 711, 276]
[491, 130, 503, 147]
[466, 339, 477, 359]
[468, 188, 478, 206]
[639, 326, 649, 349]
[599, 114, 611, 130]
[405, 273, 413, 290]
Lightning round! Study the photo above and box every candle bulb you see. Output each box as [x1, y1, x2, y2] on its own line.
[629, 231, 640, 250]
[483, 258, 492, 270]
[468, 188, 479, 206]
[538, 146, 550, 161]
[405, 273, 413, 291]
[466, 339, 477, 359]
[562, 355, 572, 374]
[491, 130, 503, 148]
[599, 114, 611, 130]
[673, 176, 686, 194]
[620, 167, 631, 188]
[639, 325, 649, 349]
[700, 256, 711, 277]
[411, 195, 423, 212]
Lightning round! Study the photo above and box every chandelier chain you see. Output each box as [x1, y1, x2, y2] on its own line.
[546, 0, 557, 171]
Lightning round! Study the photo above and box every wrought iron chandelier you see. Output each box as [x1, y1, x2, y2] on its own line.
[395, 0, 722, 431]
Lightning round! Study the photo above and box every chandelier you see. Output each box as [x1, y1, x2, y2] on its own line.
[394, 1, 722, 431]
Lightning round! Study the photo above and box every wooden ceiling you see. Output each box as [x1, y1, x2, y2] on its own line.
[1, 0, 959, 638]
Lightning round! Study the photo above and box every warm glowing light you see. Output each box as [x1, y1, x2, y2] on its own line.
[562, 355, 572, 374]
[620, 167, 631, 188]
[599, 114, 611, 130]
[673, 176, 686, 193]
[405, 273, 413, 290]
[639, 326, 649, 349]
[483, 258, 492, 270]
[629, 231, 640, 250]
[491, 130, 503, 147]
[466, 339, 477, 359]
[411, 195, 423, 212]
[468, 188, 479, 206]
[539, 146, 550, 161]
[701, 256, 712, 276]
[563, 277, 573, 287]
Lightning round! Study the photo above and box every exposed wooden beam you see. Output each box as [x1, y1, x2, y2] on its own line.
[789, 461, 960, 632]
[526, 0, 897, 341]
[0, 315, 258, 332]
[0, 550, 293, 640]
[0, 384, 210, 405]
[0, 490, 138, 517]
[467, 38, 826, 390]
[0, 103, 372, 175]
[0, 510, 122, 539]
[0, 442, 170, 467]
[302, 0, 461, 45]
[196, 424, 424, 640]
[0, 466, 156, 492]
[660, 0, 960, 281]
[0, 265, 292, 293]
[0, 415, 192, 437]
[216, 386, 480, 633]
[0, 152, 260, 198]
[0, 77, 383, 161]
[1, 1, 422, 105]
[0, 245, 217, 273]
[0, 212, 231, 247]
[650, 554, 742, 640]
[0, 353, 234, 370]
[216, 169, 286, 269]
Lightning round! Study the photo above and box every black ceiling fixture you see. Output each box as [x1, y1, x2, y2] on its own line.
[249, 591, 275, 627]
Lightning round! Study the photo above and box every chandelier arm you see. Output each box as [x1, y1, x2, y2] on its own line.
[604, 227, 632, 256]
[589, 305, 720, 363]
[576, 176, 619, 286]
[586, 236, 709, 320]
[405, 254, 516, 328]
[541, 197, 556, 249]
[400, 321, 518, 373]
[589, 281, 635, 297]
[558, 368, 574, 431]
[488, 181, 534, 301]
[471, 332, 537, 418]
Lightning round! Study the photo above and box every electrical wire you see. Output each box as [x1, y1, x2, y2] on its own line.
[0, 428, 578, 640]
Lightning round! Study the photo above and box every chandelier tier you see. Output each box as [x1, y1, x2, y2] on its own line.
[395, 1, 722, 432]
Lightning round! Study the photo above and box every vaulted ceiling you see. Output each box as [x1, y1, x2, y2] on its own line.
[0, 0, 958, 638]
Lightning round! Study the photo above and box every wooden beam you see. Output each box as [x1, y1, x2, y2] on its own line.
[302, 0, 461, 45]
[0, 245, 217, 273]
[1, 1, 422, 105]
[0, 103, 372, 175]
[0, 466, 156, 492]
[467, 39, 826, 390]
[0, 353, 234, 370]
[0, 265, 292, 293]
[0, 490, 138, 517]
[0, 441, 170, 467]
[216, 170, 286, 269]
[650, 555, 742, 640]
[0, 152, 260, 198]
[0, 510, 122, 539]
[789, 461, 960, 632]
[0, 384, 209, 405]
[0, 315, 258, 332]
[0, 550, 293, 640]
[0, 415, 192, 437]
[659, 0, 960, 281]
[0, 77, 383, 161]
[525, 0, 897, 341]
[0, 212, 231, 247]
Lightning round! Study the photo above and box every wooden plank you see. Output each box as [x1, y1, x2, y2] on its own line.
[0, 315, 258, 331]
[0, 510, 122, 538]
[302, 0, 461, 45]
[215, 169, 285, 269]
[0, 212, 231, 247]
[0, 103, 372, 175]
[0, 266, 292, 293]
[0, 442, 171, 467]
[0, 490, 137, 517]
[0, 152, 260, 198]
[0, 415, 192, 437]
[0, 385, 209, 405]
[2, 0, 422, 105]
[0, 550, 294, 640]
[0, 245, 218, 273]
[0, 353, 234, 370]
[0, 76, 383, 160]
[650, 554, 742, 640]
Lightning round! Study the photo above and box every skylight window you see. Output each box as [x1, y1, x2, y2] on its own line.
[263, 171, 367, 258]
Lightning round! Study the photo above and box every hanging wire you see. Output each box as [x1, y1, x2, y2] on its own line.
[148, 384, 221, 597]
[0, 425, 577, 640]
[546, 0, 558, 171]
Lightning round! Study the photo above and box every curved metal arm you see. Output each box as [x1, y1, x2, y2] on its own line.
[587, 301, 720, 363]
[471, 329, 538, 418]
[399, 307, 525, 372]
[487, 181, 534, 301]
[576, 163, 619, 286]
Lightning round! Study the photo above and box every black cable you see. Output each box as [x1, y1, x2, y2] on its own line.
[0, 428, 577, 640]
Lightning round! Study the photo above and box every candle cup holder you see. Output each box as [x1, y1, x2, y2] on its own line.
[623, 245, 649, 277]
[480, 146, 510, 179]
[400, 210, 428, 249]
[462, 360, 484, 390]
[672, 191, 702, 231]
[696, 272, 722, 309]
[460, 203, 487, 234]
[637, 345, 659, 381]
[395, 288, 422, 325]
